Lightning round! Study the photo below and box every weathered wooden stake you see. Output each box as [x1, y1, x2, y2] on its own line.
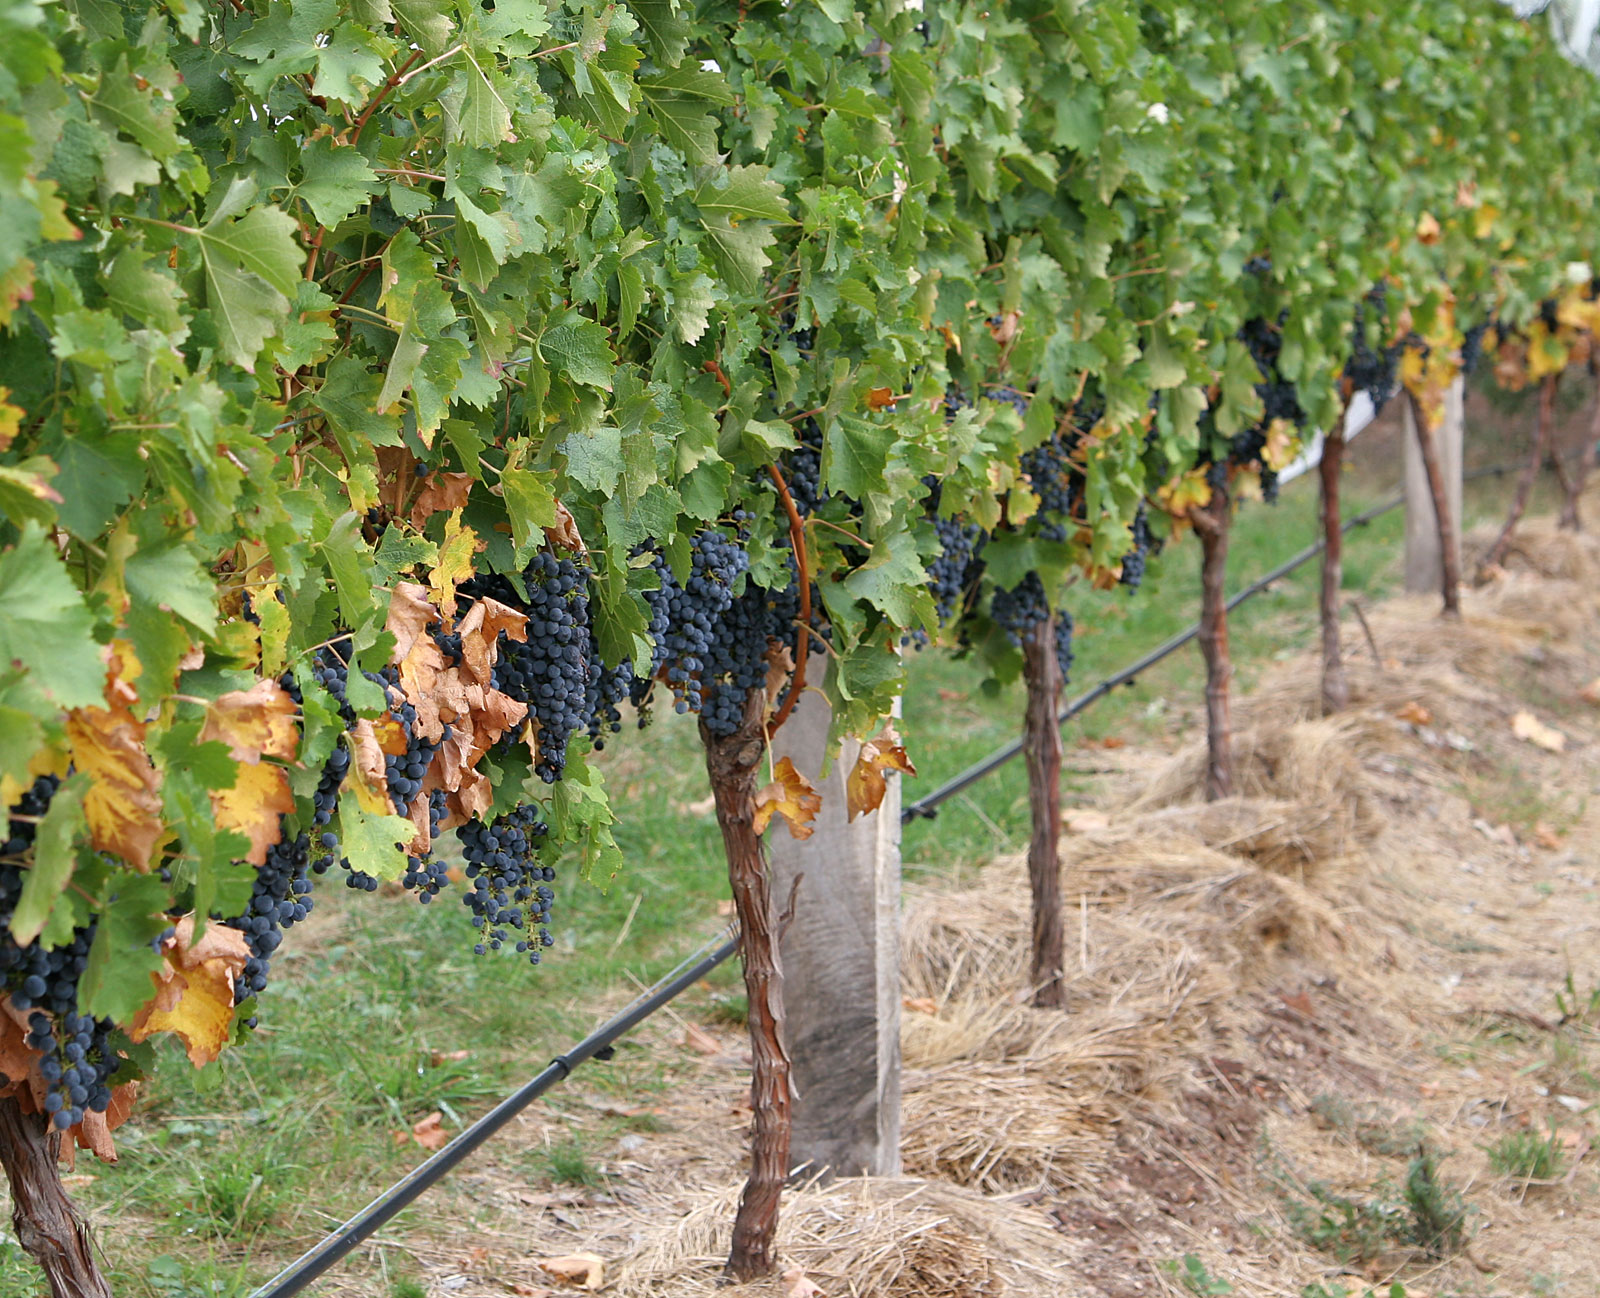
[701, 689, 791, 1282]
[767, 691, 901, 1178]
[1557, 382, 1599, 532]
[1404, 386, 1463, 617]
[1019, 614, 1065, 1009]
[1481, 374, 1556, 574]
[0, 1098, 111, 1298]
[1192, 481, 1234, 801]
[1318, 402, 1350, 715]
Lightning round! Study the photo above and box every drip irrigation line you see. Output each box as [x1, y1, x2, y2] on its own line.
[250, 925, 740, 1298]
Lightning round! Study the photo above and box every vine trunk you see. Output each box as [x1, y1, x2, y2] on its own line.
[0, 1098, 111, 1298]
[1557, 382, 1599, 532]
[1408, 392, 1463, 617]
[1482, 374, 1556, 573]
[1319, 419, 1349, 715]
[701, 691, 792, 1282]
[1020, 615, 1065, 1009]
[1193, 483, 1234, 801]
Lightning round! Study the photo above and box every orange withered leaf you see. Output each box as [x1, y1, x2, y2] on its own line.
[408, 472, 477, 530]
[846, 733, 917, 822]
[66, 680, 163, 872]
[545, 499, 586, 554]
[128, 918, 251, 1067]
[200, 679, 299, 764]
[753, 756, 822, 840]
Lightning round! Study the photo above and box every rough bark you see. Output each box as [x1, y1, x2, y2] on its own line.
[1020, 614, 1065, 1009]
[1558, 385, 1599, 532]
[1319, 422, 1349, 716]
[1481, 375, 1555, 574]
[1192, 481, 1233, 801]
[0, 1098, 112, 1298]
[1408, 392, 1462, 616]
[702, 690, 791, 1282]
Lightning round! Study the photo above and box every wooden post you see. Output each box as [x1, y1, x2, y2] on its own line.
[1557, 381, 1598, 532]
[1318, 401, 1350, 715]
[1192, 479, 1234, 801]
[1404, 384, 1463, 616]
[0, 1098, 112, 1298]
[767, 691, 901, 1179]
[1019, 615, 1065, 1008]
[1482, 374, 1556, 574]
[702, 690, 791, 1282]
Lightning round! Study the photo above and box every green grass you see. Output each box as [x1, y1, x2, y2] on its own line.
[1485, 1126, 1566, 1182]
[45, 436, 1545, 1295]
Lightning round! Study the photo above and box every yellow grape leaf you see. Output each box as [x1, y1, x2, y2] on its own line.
[1473, 202, 1499, 240]
[1005, 481, 1039, 526]
[0, 388, 20, 453]
[200, 679, 299, 764]
[128, 918, 251, 1067]
[1261, 418, 1299, 471]
[428, 510, 482, 615]
[66, 674, 164, 872]
[1156, 467, 1212, 520]
[1415, 211, 1441, 245]
[846, 733, 917, 822]
[1525, 321, 1569, 381]
[752, 756, 822, 840]
[211, 760, 295, 866]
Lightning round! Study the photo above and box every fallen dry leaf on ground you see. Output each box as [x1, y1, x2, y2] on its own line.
[1534, 822, 1563, 850]
[1396, 700, 1432, 725]
[783, 1266, 826, 1297]
[400, 1111, 449, 1151]
[1581, 677, 1600, 705]
[683, 1024, 720, 1055]
[1512, 710, 1567, 752]
[537, 1252, 605, 1290]
[1063, 809, 1111, 833]
[902, 996, 938, 1015]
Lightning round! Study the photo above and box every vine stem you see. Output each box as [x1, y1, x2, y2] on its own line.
[764, 463, 809, 737]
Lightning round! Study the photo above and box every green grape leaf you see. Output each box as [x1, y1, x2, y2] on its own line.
[0, 521, 108, 711]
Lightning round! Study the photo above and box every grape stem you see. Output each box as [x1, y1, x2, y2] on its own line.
[764, 464, 809, 737]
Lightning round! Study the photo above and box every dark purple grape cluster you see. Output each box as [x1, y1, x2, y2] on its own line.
[1054, 609, 1075, 683]
[990, 571, 1051, 646]
[928, 515, 983, 624]
[459, 806, 555, 962]
[483, 553, 597, 783]
[1, 778, 118, 1130]
[1460, 320, 1492, 377]
[1119, 505, 1151, 591]
[224, 827, 313, 1013]
[784, 419, 826, 516]
[635, 529, 750, 717]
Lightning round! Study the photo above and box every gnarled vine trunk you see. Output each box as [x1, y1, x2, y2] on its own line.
[701, 690, 791, 1282]
[1319, 417, 1349, 715]
[1481, 374, 1555, 573]
[1020, 614, 1065, 1009]
[1192, 481, 1233, 801]
[1558, 382, 1599, 532]
[1408, 392, 1462, 617]
[0, 1098, 111, 1298]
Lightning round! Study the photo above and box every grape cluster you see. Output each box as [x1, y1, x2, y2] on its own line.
[784, 419, 826, 516]
[1, 778, 119, 1130]
[1017, 434, 1077, 542]
[1054, 609, 1076, 684]
[480, 553, 597, 783]
[928, 515, 983, 625]
[990, 572, 1051, 646]
[458, 807, 555, 962]
[383, 704, 447, 814]
[1460, 320, 1492, 377]
[224, 827, 313, 1013]
[1119, 505, 1151, 591]
[635, 529, 751, 717]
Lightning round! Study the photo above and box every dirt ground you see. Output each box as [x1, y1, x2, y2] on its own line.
[333, 506, 1600, 1298]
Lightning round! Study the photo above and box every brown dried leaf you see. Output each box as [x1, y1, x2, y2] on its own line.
[782, 1267, 826, 1298]
[1534, 821, 1563, 850]
[846, 734, 916, 822]
[753, 756, 821, 840]
[1580, 677, 1600, 706]
[347, 722, 393, 815]
[1416, 210, 1441, 244]
[429, 1049, 471, 1066]
[409, 1111, 449, 1151]
[866, 385, 898, 411]
[1395, 700, 1432, 726]
[408, 472, 476, 530]
[544, 499, 586, 555]
[200, 680, 300, 765]
[1512, 710, 1567, 753]
[537, 1253, 605, 1290]
[1063, 809, 1111, 834]
[682, 1024, 720, 1055]
[901, 996, 938, 1015]
[986, 308, 1022, 346]
[212, 761, 295, 866]
[0, 1001, 39, 1087]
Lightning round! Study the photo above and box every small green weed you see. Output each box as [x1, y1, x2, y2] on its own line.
[1309, 1095, 1427, 1158]
[391, 1281, 427, 1298]
[1285, 1182, 1403, 1265]
[1486, 1125, 1566, 1182]
[1162, 1254, 1232, 1295]
[705, 992, 748, 1027]
[534, 1136, 604, 1188]
[1302, 1285, 1407, 1298]
[1403, 1148, 1467, 1258]
[1556, 970, 1600, 1026]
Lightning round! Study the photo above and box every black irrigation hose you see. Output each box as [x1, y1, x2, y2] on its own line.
[250, 926, 740, 1298]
